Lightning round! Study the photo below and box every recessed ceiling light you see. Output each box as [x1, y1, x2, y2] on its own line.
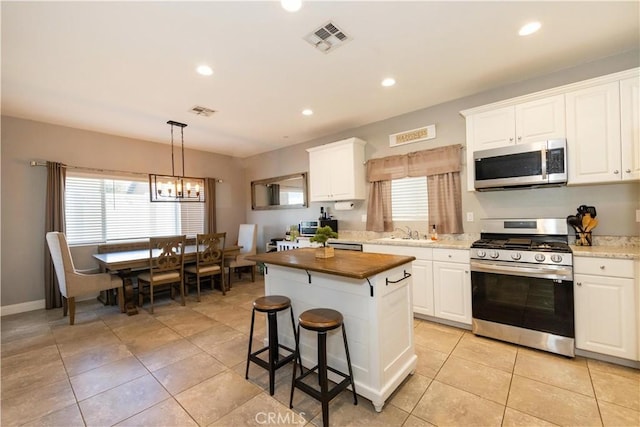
[302, 109, 313, 116]
[196, 65, 213, 76]
[382, 77, 396, 87]
[519, 21, 541, 36]
[281, 0, 302, 12]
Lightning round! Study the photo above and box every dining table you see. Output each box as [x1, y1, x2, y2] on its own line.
[93, 244, 241, 315]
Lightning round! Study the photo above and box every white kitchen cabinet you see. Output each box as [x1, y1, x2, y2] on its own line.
[362, 244, 434, 316]
[574, 257, 638, 361]
[566, 82, 622, 184]
[620, 76, 640, 181]
[307, 137, 366, 202]
[432, 248, 471, 325]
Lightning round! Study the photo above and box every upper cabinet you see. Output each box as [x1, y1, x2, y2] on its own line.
[307, 137, 367, 202]
[467, 95, 565, 151]
[461, 68, 639, 190]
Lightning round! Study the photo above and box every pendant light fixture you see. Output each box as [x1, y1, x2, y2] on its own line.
[149, 120, 206, 202]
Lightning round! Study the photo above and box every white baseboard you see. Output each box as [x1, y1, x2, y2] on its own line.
[1, 299, 46, 317]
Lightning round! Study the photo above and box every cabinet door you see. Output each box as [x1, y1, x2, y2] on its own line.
[308, 146, 334, 201]
[574, 273, 637, 360]
[328, 143, 357, 200]
[515, 95, 566, 144]
[468, 106, 515, 150]
[620, 77, 640, 181]
[433, 261, 471, 325]
[566, 82, 622, 184]
[411, 259, 434, 316]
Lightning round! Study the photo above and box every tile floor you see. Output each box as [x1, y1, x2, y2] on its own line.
[2, 276, 639, 426]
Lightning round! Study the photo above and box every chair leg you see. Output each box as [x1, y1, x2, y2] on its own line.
[220, 272, 226, 296]
[179, 279, 185, 306]
[289, 323, 301, 409]
[150, 283, 154, 314]
[245, 308, 256, 379]
[68, 297, 76, 325]
[342, 324, 358, 405]
[251, 265, 255, 282]
[118, 287, 125, 313]
[62, 296, 68, 317]
[196, 275, 201, 302]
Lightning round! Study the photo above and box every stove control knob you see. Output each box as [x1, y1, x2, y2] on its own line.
[534, 253, 546, 262]
[476, 250, 486, 258]
[551, 254, 563, 263]
[490, 251, 500, 259]
[511, 252, 522, 260]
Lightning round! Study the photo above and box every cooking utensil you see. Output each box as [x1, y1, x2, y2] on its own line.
[581, 213, 592, 231]
[586, 206, 597, 218]
[566, 215, 582, 232]
[585, 217, 599, 232]
[577, 205, 589, 215]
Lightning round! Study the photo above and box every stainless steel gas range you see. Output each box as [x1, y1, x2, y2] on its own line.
[470, 218, 575, 357]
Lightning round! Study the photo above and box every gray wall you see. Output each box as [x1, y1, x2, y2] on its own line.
[1, 117, 246, 307]
[243, 50, 640, 250]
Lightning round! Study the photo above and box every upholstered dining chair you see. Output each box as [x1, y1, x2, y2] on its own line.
[185, 232, 226, 300]
[46, 231, 124, 325]
[226, 224, 257, 286]
[137, 235, 186, 314]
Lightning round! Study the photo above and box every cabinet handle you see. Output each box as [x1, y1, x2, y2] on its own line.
[614, 170, 619, 174]
[517, 136, 522, 141]
[600, 265, 605, 270]
[625, 169, 631, 173]
[509, 137, 514, 142]
[577, 282, 582, 286]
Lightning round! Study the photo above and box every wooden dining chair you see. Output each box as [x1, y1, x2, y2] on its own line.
[185, 232, 226, 300]
[137, 235, 186, 314]
[226, 224, 258, 286]
[46, 232, 124, 325]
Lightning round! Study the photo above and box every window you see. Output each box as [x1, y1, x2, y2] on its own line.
[391, 176, 428, 221]
[65, 172, 204, 245]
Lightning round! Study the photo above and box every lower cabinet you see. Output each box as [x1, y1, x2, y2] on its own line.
[574, 256, 639, 361]
[433, 249, 472, 325]
[363, 244, 471, 325]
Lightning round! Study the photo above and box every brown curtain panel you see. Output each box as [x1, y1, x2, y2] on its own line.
[205, 178, 217, 233]
[366, 181, 393, 232]
[44, 162, 66, 309]
[428, 172, 463, 234]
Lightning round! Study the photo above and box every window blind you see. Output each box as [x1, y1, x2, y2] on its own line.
[391, 176, 428, 221]
[65, 173, 204, 245]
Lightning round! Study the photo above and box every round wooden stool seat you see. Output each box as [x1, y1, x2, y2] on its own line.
[299, 308, 343, 332]
[253, 295, 291, 312]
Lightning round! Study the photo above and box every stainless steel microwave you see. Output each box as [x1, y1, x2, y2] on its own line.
[299, 219, 338, 236]
[473, 139, 567, 191]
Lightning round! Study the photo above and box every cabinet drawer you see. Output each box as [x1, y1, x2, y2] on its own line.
[433, 248, 469, 263]
[363, 244, 432, 260]
[574, 257, 635, 278]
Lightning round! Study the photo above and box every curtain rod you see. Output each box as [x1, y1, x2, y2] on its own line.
[29, 160, 224, 182]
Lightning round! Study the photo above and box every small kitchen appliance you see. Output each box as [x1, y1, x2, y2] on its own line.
[299, 219, 338, 236]
[470, 218, 574, 357]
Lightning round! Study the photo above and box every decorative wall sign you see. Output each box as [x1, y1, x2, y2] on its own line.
[389, 124, 436, 147]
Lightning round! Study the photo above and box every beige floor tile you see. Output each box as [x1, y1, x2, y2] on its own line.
[56, 328, 121, 359]
[435, 356, 512, 404]
[136, 338, 202, 371]
[175, 370, 262, 425]
[514, 348, 594, 396]
[1, 344, 60, 375]
[50, 319, 110, 343]
[402, 414, 436, 426]
[0, 330, 55, 358]
[203, 333, 250, 367]
[591, 369, 640, 411]
[1, 356, 68, 399]
[187, 322, 245, 351]
[387, 373, 432, 413]
[501, 407, 558, 426]
[588, 358, 640, 380]
[413, 343, 448, 379]
[598, 401, 640, 427]
[154, 307, 219, 337]
[125, 326, 182, 354]
[63, 342, 133, 377]
[0, 379, 76, 426]
[412, 321, 463, 354]
[412, 380, 504, 426]
[21, 403, 84, 427]
[451, 332, 517, 372]
[507, 375, 601, 426]
[79, 374, 170, 426]
[308, 390, 409, 427]
[112, 315, 166, 342]
[211, 392, 304, 426]
[115, 398, 199, 426]
[70, 355, 147, 401]
[152, 351, 227, 394]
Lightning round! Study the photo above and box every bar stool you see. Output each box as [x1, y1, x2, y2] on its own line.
[289, 308, 357, 427]
[245, 295, 299, 395]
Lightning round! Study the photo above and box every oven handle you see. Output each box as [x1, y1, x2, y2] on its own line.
[470, 260, 572, 280]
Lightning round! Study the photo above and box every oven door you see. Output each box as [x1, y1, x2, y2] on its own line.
[471, 260, 574, 338]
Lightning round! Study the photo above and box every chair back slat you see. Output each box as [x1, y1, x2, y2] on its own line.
[149, 235, 185, 273]
[197, 232, 226, 267]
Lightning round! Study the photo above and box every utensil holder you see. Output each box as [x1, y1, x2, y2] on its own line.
[576, 231, 592, 246]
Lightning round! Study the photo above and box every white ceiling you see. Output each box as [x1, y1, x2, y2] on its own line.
[2, 1, 638, 158]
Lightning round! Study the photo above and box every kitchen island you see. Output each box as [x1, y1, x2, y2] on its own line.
[247, 248, 417, 412]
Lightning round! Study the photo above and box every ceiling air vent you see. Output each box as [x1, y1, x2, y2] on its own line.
[304, 21, 350, 54]
[189, 106, 216, 117]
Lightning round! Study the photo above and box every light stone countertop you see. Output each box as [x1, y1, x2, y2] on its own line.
[570, 245, 640, 260]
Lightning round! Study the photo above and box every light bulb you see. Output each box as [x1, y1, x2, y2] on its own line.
[281, 0, 302, 12]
